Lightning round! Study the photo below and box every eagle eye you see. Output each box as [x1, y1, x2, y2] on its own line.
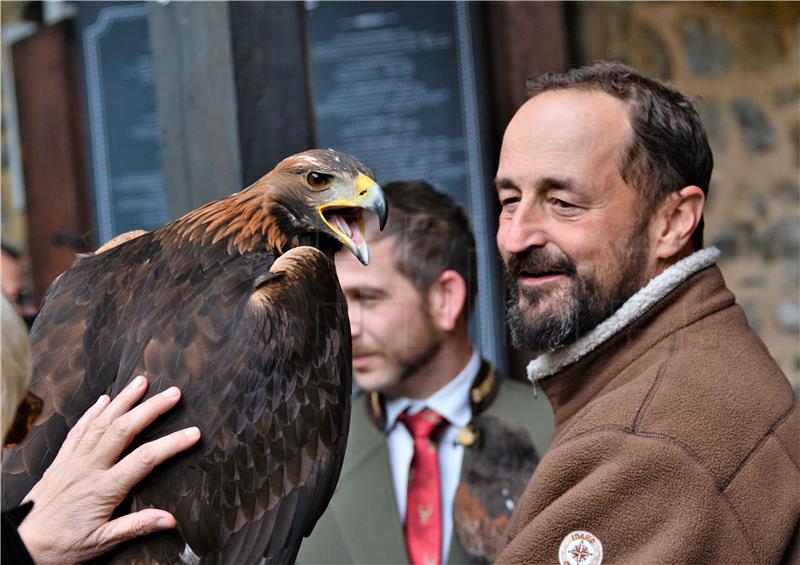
[305, 171, 333, 191]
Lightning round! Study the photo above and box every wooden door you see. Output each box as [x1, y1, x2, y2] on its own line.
[12, 22, 92, 303]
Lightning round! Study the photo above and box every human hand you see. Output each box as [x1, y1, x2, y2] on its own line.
[16, 376, 200, 565]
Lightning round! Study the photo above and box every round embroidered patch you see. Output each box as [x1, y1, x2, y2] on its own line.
[558, 530, 603, 565]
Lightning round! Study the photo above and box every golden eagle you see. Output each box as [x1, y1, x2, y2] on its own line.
[1, 149, 387, 564]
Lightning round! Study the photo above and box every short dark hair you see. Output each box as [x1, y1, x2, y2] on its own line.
[371, 180, 478, 319]
[527, 61, 713, 249]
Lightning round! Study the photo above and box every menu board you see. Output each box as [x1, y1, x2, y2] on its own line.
[308, 1, 470, 194]
[307, 1, 505, 370]
[77, 1, 167, 244]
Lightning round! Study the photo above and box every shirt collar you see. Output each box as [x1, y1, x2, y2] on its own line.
[385, 349, 479, 432]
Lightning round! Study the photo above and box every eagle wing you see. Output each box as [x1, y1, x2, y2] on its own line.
[1, 237, 160, 501]
[3, 236, 351, 564]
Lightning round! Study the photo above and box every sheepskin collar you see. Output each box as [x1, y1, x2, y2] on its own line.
[527, 247, 721, 383]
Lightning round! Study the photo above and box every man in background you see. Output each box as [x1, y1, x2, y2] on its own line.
[1, 242, 37, 328]
[494, 61, 799, 564]
[298, 181, 553, 564]
[1, 242, 24, 305]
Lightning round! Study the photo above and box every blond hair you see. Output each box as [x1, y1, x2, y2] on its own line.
[1, 295, 31, 435]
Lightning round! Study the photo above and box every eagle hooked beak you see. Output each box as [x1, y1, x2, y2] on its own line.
[319, 174, 388, 265]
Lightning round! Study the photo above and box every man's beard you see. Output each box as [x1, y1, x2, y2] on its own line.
[504, 226, 649, 353]
[398, 305, 444, 382]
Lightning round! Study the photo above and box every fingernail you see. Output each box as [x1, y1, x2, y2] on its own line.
[155, 517, 173, 529]
[162, 386, 180, 399]
[127, 376, 145, 392]
[184, 427, 200, 439]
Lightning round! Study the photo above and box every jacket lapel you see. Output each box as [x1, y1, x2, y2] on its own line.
[333, 403, 408, 563]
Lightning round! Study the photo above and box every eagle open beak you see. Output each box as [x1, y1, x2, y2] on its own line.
[319, 174, 388, 265]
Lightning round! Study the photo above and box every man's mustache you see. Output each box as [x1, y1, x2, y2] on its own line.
[505, 248, 577, 280]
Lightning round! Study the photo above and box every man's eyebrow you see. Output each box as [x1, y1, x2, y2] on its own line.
[347, 286, 388, 298]
[493, 176, 581, 192]
[538, 176, 577, 191]
[492, 177, 515, 191]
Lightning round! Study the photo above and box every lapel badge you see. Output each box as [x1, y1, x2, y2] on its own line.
[456, 425, 477, 446]
[559, 530, 603, 565]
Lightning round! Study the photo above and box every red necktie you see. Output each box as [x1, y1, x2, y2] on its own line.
[399, 408, 447, 565]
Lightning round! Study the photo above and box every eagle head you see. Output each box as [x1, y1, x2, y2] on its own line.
[270, 149, 387, 265]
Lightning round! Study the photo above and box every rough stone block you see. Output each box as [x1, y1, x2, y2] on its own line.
[740, 274, 767, 289]
[731, 98, 777, 152]
[764, 217, 800, 260]
[782, 263, 800, 289]
[629, 20, 672, 80]
[696, 97, 727, 157]
[774, 300, 800, 333]
[771, 178, 800, 205]
[735, 19, 787, 71]
[740, 300, 763, 333]
[712, 221, 760, 259]
[771, 84, 800, 108]
[679, 16, 732, 76]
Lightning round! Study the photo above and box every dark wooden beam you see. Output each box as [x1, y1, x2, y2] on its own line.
[147, 1, 242, 218]
[485, 2, 570, 139]
[148, 1, 315, 214]
[229, 1, 315, 186]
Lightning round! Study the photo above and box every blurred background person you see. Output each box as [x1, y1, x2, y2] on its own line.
[1, 242, 23, 305]
[1, 242, 38, 328]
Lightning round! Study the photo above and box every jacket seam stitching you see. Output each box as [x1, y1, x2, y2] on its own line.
[558, 425, 761, 563]
[721, 403, 799, 490]
[772, 432, 800, 474]
[633, 357, 671, 433]
[632, 362, 664, 432]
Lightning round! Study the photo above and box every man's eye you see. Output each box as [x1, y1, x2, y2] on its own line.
[551, 198, 575, 209]
[351, 292, 381, 306]
[500, 196, 520, 208]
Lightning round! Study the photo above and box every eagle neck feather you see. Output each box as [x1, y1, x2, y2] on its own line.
[171, 187, 294, 256]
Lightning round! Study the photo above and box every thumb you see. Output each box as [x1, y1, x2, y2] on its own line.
[89, 510, 177, 557]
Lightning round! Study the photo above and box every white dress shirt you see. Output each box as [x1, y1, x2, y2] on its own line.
[384, 350, 479, 564]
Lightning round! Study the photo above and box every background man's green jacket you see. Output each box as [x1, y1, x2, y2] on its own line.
[297, 370, 553, 564]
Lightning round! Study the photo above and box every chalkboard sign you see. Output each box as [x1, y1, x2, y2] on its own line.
[306, 1, 506, 371]
[77, 1, 167, 244]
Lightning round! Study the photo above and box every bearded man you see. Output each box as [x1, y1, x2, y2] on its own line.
[494, 61, 799, 564]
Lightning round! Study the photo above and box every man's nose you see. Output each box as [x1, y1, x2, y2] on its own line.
[347, 302, 362, 338]
[499, 205, 548, 255]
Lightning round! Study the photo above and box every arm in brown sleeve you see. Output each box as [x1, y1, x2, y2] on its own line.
[496, 429, 759, 564]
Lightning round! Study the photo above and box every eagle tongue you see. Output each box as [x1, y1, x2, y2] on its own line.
[349, 218, 363, 248]
[331, 214, 352, 238]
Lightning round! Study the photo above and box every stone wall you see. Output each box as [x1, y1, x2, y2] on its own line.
[574, 2, 800, 391]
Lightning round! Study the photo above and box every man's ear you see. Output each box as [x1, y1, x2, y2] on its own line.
[426, 270, 467, 332]
[651, 186, 705, 261]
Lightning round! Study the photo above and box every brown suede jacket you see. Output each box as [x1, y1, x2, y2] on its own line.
[497, 259, 799, 564]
